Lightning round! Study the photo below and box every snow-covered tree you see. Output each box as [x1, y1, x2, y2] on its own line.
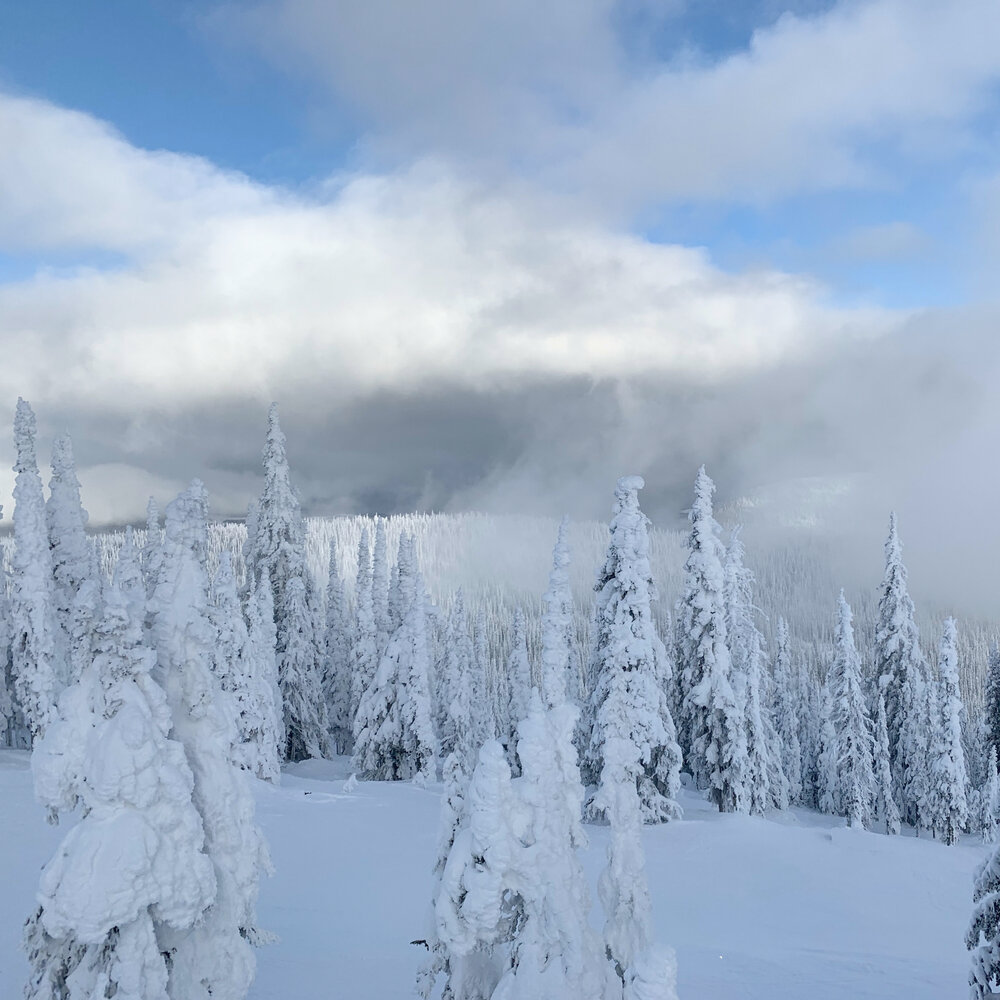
[982, 747, 1000, 844]
[112, 526, 147, 633]
[141, 497, 162, 601]
[505, 608, 532, 769]
[725, 530, 785, 814]
[584, 476, 682, 824]
[242, 572, 283, 783]
[676, 468, 746, 812]
[816, 680, 839, 816]
[873, 694, 901, 835]
[354, 534, 437, 782]
[10, 398, 59, 742]
[322, 541, 353, 755]
[371, 517, 391, 650]
[476, 608, 505, 744]
[540, 517, 576, 709]
[772, 618, 803, 805]
[829, 592, 875, 830]
[492, 691, 611, 1000]
[149, 481, 270, 1000]
[438, 591, 481, 758]
[968, 830, 1000, 997]
[986, 645, 1000, 766]
[47, 432, 95, 682]
[278, 574, 331, 762]
[874, 513, 926, 813]
[930, 618, 968, 845]
[351, 528, 378, 724]
[25, 584, 216, 1000]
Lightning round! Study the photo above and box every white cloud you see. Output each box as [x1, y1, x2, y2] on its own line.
[0, 93, 894, 422]
[212, 0, 1000, 208]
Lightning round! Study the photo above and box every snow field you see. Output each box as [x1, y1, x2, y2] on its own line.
[0, 750, 980, 999]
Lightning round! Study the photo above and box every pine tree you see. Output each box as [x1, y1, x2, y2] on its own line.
[873, 694, 901, 835]
[986, 646, 1000, 767]
[47, 432, 95, 684]
[725, 530, 780, 815]
[353, 534, 437, 782]
[322, 541, 353, 755]
[10, 398, 59, 743]
[351, 528, 378, 726]
[982, 747, 1000, 844]
[816, 679, 839, 815]
[874, 513, 926, 816]
[677, 468, 746, 812]
[540, 517, 576, 709]
[141, 497, 162, 602]
[371, 517, 391, 652]
[968, 830, 1000, 997]
[112, 526, 147, 633]
[584, 476, 682, 824]
[150, 482, 269, 1000]
[242, 573, 284, 783]
[476, 608, 504, 744]
[772, 618, 803, 805]
[505, 608, 532, 769]
[438, 591, 480, 758]
[278, 574, 331, 762]
[25, 585, 217, 1000]
[829, 592, 875, 830]
[931, 618, 968, 845]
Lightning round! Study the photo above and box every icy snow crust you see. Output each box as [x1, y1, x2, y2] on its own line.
[0, 749, 981, 999]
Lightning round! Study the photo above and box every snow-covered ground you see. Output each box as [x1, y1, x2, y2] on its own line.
[0, 749, 981, 999]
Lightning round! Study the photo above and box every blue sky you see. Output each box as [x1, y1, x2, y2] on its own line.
[2, 0, 1000, 537]
[2, 0, 996, 308]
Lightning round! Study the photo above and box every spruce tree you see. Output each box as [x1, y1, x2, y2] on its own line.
[584, 476, 682, 824]
[540, 517, 576, 708]
[353, 534, 437, 782]
[25, 586, 217, 1000]
[931, 617, 968, 845]
[874, 513, 926, 814]
[829, 592, 875, 830]
[438, 590, 480, 758]
[112, 526, 147, 633]
[150, 482, 269, 1000]
[873, 694, 901, 835]
[968, 830, 1000, 996]
[141, 497, 162, 602]
[10, 398, 59, 742]
[725, 530, 783, 814]
[983, 747, 1000, 844]
[322, 541, 354, 755]
[505, 608, 532, 768]
[242, 573, 284, 783]
[986, 645, 1000, 766]
[816, 679, 839, 815]
[371, 517, 391, 652]
[278, 574, 331, 762]
[772, 618, 803, 805]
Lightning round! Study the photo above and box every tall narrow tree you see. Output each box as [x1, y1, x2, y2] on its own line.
[322, 541, 354, 755]
[772, 618, 803, 804]
[931, 617, 968, 845]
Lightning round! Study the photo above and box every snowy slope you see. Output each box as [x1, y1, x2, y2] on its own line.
[0, 749, 980, 999]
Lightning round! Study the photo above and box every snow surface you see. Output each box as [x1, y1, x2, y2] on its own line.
[0, 749, 981, 999]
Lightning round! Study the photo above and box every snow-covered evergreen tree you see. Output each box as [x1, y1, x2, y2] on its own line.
[10, 398, 59, 742]
[47, 432, 95, 683]
[676, 468, 746, 812]
[25, 585, 217, 1000]
[540, 517, 576, 709]
[438, 590, 481, 758]
[351, 528, 377, 724]
[874, 513, 926, 816]
[584, 476, 682, 824]
[968, 828, 1000, 996]
[142, 497, 162, 601]
[873, 694, 901, 835]
[149, 481, 270, 1000]
[354, 534, 437, 782]
[983, 747, 1000, 844]
[112, 526, 146, 633]
[278, 574, 331, 762]
[371, 517, 391, 651]
[505, 608, 532, 770]
[816, 679, 839, 816]
[242, 572, 283, 783]
[322, 541, 353, 755]
[772, 618, 803, 805]
[930, 617, 968, 845]
[829, 592, 875, 830]
[986, 645, 1000, 766]
[725, 530, 784, 814]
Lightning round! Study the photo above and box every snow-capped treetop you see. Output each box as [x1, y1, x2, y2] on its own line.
[540, 516, 574, 710]
[11, 397, 59, 740]
[112, 526, 146, 631]
[47, 432, 91, 608]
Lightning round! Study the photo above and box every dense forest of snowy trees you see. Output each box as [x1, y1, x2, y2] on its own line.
[3, 399, 1000, 997]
